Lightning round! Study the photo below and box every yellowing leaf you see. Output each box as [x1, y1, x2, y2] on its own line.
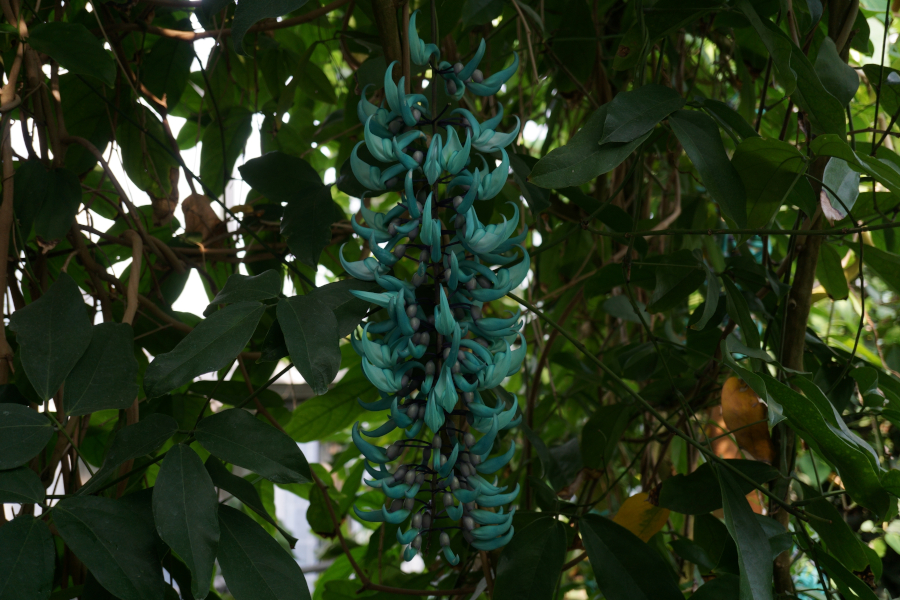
[721, 377, 774, 463]
[612, 492, 670, 542]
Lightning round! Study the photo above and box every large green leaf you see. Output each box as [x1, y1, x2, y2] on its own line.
[55, 496, 165, 600]
[599, 84, 685, 144]
[814, 38, 859, 106]
[205, 456, 297, 547]
[798, 482, 870, 572]
[658, 460, 779, 515]
[811, 135, 900, 194]
[822, 157, 861, 218]
[730, 137, 806, 229]
[141, 37, 194, 110]
[763, 375, 890, 514]
[0, 515, 55, 600]
[579, 514, 683, 600]
[816, 244, 849, 300]
[195, 408, 311, 484]
[152, 444, 219, 600]
[860, 244, 900, 296]
[668, 109, 747, 227]
[717, 468, 773, 600]
[9, 273, 92, 401]
[277, 296, 341, 395]
[231, 0, 310, 54]
[65, 323, 140, 416]
[27, 22, 115, 87]
[216, 505, 312, 600]
[12, 159, 82, 239]
[308, 279, 380, 338]
[80, 414, 179, 494]
[0, 404, 53, 470]
[647, 251, 706, 313]
[59, 74, 114, 174]
[737, 0, 795, 93]
[0, 465, 45, 504]
[205, 270, 283, 316]
[508, 153, 551, 215]
[811, 544, 879, 600]
[144, 301, 266, 398]
[285, 368, 376, 442]
[200, 108, 253, 198]
[581, 403, 633, 470]
[117, 105, 180, 198]
[530, 105, 651, 189]
[493, 514, 567, 600]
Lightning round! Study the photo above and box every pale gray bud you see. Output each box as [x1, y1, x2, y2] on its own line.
[462, 516, 475, 530]
[443, 492, 454, 507]
[464, 433, 476, 448]
[446, 80, 457, 95]
[453, 62, 464, 74]
[413, 150, 424, 164]
[440, 532, 451, 546]
[472, 69, 484, 83]
[412, 513, 423, 529]
[392, 244, 407, 257]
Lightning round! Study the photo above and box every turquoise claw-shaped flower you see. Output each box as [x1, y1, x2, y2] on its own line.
[441, 126, 471, 175]
[474, 484, 519, 508]
[350, 142, 406, 191]
[408, 10, 440, 65]
[467, 52, 519, 96]
[424, 133, 443, 184]
[352, 422, 390, 463]
[477, 441, 516, 474]
[470, 507, 514, 525]
[403, 545, 418, 561]
[442, 546, 460, 566]
[453, 106, 520, 153]
[397, 527, 419, 545]
[471, 526, 515, 551]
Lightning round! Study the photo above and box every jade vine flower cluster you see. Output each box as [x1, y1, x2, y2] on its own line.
[342, 12, 527, 565]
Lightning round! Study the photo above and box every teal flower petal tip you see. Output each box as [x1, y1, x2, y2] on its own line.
[347, 14, 524, 563]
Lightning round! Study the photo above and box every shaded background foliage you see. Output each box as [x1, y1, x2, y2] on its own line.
[1, 0, 900, 598]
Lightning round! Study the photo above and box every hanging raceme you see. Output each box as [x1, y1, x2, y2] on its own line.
[341, 11, 526, 565]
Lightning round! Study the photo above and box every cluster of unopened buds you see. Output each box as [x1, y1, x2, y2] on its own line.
[342, 12, 527, 565]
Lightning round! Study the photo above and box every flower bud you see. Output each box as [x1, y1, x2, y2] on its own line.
[407, 227, 419, 240]
[464, 433, 475, 448]
[451, 476, 460, 491]
[477, 277, 492, 289]
[462, 391, 474, 404]
[440, 532, 451, 546]
[406, 304, 418, 318]
[404, 469, 416, 485]
[385, 178, 397, 189]
[410, 317, 421, 331]
[404, 498, 416, 510]
[411, 273, 426, 287]
[393, 244, 407, 257]
[443, 492, 454, 507]
[387, 442, 402, 460]
[465, 278, 477, 290]
[425, 361, 436, 375]
[464, 502, 475, 512]
[462, 516, 475, 530]
[471, 69, 484, 83]
[412, 512, 423, 529]
[407, 403, 419, 420]
[394, 465, 409, 481]
[389, 119, 403, 133]
[422, 513, 432, 530]
[451, 362, 460, 373]
[471, 454, 481, 465]
[412, 108, 421, 121]
[452, 195, 464, 209]
[411, 534, 422, 550]
[470, 305, 482, 320]
[413, 150, 424, 164]
[390, 499, 403, 512]
[416, 472, 425, 484]
[446, 80, 457, 95]
[453, 62, 464, 74]
[454, 214, 466, 229]
[419, 332, 430, 346]
[401, 374, 410, 387]
[388, 221, 398, 235]
[418, 249, 429, 262]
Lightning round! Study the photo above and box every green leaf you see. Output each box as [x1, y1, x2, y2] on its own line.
[658, 459, 779, 515]
[277, 296, 341, 395]
[55, 496, 165, 600]
[308, 279, 380, 338]
[195, 408, 311, 484]
[64, 323, 140, 416]
[860, 244, 900, 296]
[647, 251, 706, 313]
[200, 108, 253, 198]
[736, 0, 795, 94]
[811, 544, 879, 600]
[0, 516, 55, 600]
[698, 100, 760, 142]
[142, 38, 194, 110]
[239, 152, 335, 268]
[216, 505, 312, 600]
[811, 134, 900, 194]
[493, 513, 566, 600]
[530, 104, 651, 189]
[599, 84, 685, 144]
[0, 465, 45, 504]
[731, 137, 806, 229]
[232, 0, 310, 54]
[580, 403, 633, 470]
[205, 456, 297, 547]
[9, 274, 91, 402]
[59, 74, 114, 174]
[763, 375, 890, 514]
[27, 23, 115, 87]
[722, 277, 761, 350]
[668, 110, 747, 227]
[601, 295, 651, 324]
[692, 267, 721, 330]
[144, 301, 266, 398]
[822, 157, 861, 218]
[816, 244, 849, 300]
[508, 153, 550, 215]
[691, 575, 740, 600]
[80, 414, 179, 495]
[797, 482, 870, 572]
[0, 404, 53, 470]
[13, 160, 82, 239]
[862, 65, 900, 116]
[152, 444, 219, 600]
[205, 270, 283, 316]
[579, 513, 683, 600]
[717, 468, 773, 600]
[117, 106, 180, 198]
[285, 370, 375, 443]
[461, 0, 503, 29]
[814, 38, 859, 106]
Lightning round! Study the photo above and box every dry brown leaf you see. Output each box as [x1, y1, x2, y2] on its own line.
[182, 193, 226, 245]
[612, 492, 670, 542]
[721, 376, 774, 463]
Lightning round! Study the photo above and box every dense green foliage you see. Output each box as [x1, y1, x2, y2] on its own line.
[1, 0, 900, 598]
